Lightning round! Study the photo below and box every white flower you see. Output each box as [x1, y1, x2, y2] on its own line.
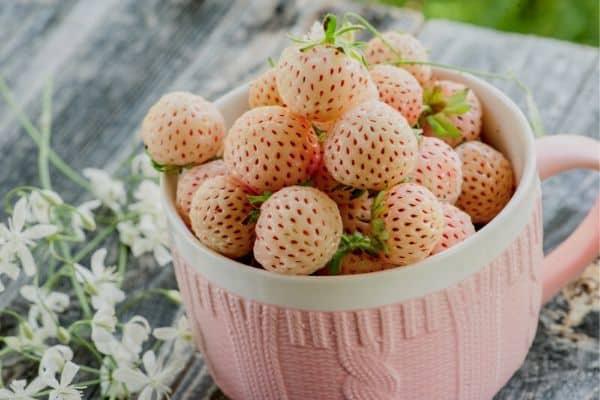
[20, 284, 69, 313]
[154, 316, 193, 356]
[71, 200, 101, 240]
[114, 351, 185, 400]
[131, 153, 159, 179]
[100, 357, 128, 400]
[91, 307, 117, 355]
[0, 377, 46, 400]
[74, 248, 124, 310]
[27, 190, 63, 224]
[117, 180, 171, 266]
[45, 361, 81, 400]
[304, 21, 325, 41]
[154, 315, 192, 342]
[0, 247, 19, 292]
[0, 197, 58, 278]
[83, 169, 126, 212]
[20, 284, 69, 338]
[3, 319, 48, 354]
[39, 345, 73, 379]
[111, 316, 151, 365]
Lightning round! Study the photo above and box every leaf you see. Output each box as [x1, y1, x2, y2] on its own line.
[430, 114, 463, 138]
[425, 115, 447, 137]
[350, 188, 366, 199]
[444, 103, 471, 115]
[445, 88, 469, 108]
[247, 191, 272, 205]
[243, 209, 260, 225]
[268, 57, 276, 68]
[298, 179, 313, 187]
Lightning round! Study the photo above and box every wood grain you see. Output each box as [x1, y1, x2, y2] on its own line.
[0, 0, 597, 399]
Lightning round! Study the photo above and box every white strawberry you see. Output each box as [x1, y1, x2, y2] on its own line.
[323, 100, 418, 190]
[370, 64, 423, 126]
[142, 92, 225, 166]
[365, 32, 431, 85]
[223, 106, 320, 193]
[371, 183, 444, 265]
[412, 136, 463, 204]
[189, 176, 255, 258]
[276, 15, 378, 122]
[455, 141, 515, 223]
[175, 160, 228, 225]
[421, 80, 482, 148]
[432, 203, 475, 255]
[253, 186, 343, 275]
[248, 68, 285, 108]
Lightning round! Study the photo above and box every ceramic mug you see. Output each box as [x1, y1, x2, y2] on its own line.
[162, 68, 600, 400]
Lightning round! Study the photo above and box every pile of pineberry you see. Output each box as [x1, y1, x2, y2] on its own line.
[142, 14, 515, 276]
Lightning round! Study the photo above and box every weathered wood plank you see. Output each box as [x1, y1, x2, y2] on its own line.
[0, 1, 598, 399]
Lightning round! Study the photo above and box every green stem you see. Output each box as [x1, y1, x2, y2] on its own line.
[117, 244, 128, 286]
[73, 224, 116, 262]
[0, 309, 26, 324]
[117, 288, 180, 315]
[59, 242, 92, 319]
[71, 333, 103, 363]
[0, 75, 92, 191]
[38, 78, 53, 190]
[78, 365, 101, 375]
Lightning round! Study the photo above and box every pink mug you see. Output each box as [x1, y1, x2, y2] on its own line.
[162, 68, 600, 400]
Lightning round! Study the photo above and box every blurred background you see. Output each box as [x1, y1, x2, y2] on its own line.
[374, 0, 599, 46]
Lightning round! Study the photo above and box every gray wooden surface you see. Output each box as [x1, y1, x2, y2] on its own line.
[0, 0, 598, 399]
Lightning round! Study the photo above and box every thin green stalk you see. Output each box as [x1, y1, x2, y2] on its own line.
[59, 242, 92, 319]
[117, 288, 178, 315]
[78, 365, 101, 375]
[38, 78, 53, 190]
[117, 244, 128, 286]
[0, 75, 92, 191]
[71, 333, 103, 363]
[0, 309, 26, 324]
[73, 224, 116, 262]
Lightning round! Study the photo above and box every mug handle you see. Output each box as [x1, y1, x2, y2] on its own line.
[536, 134, 600, 303]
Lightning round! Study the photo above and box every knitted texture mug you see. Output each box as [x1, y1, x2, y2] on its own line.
[162, 69, 600, 400]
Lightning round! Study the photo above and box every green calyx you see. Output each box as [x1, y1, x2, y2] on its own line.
[312, 123, 327, 142]
[327, 232, 379, 275]
[419, 85, 472, 138]
[369, 190, 390, 254]
[243, 191, 272, 225]
[289, 14, 368, 66]
[327, 189, 391, 275]
[145, 148, 199, 173]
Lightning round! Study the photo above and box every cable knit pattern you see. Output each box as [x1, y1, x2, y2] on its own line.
[171, 196, 544, 400]
[334, 309, 401, 400]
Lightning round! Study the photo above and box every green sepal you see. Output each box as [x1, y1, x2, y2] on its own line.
[298, 179, 313, 187]
[369, 190, 390, 254]
[243, 209, 260, 225]
[350, 188, 366, 199]
[312, 123, 327, 142]
[427, 113, 462, 138]
[327, 232, 379, 275]
[145, 148, 186, 173]
[247, 191, 272, 206]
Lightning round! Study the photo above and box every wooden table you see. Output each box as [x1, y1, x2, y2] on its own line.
[1, 1, 598, 398]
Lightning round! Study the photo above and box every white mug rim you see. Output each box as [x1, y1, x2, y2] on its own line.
[162, 68, 538, 311]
